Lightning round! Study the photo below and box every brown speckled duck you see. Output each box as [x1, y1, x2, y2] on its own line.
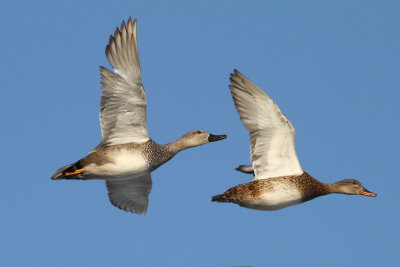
[212, 70, 376, 211]
[51, 18, 226, 214]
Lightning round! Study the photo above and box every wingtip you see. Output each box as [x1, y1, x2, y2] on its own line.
[121, 17, 136, 30]
[230, 69, 237, 78]
[235, 165, 254, 174]
[230, 69, 243, 82]
[108, 199, 147, 215]
[120, 20, 127, 32]
[229, 69, 254, 92]
[124, 205, 147, 215]
[114, 27, 121, 38]
[127, 17, 137, 31]
[127, 16, 136, 25]
[105, 35, 114, 51]
[132, 18, 138, 34]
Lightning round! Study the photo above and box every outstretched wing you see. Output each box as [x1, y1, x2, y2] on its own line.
[94, 18, 149, 152]
[106, 173, 152, 214]
[229, 70, 303, 180]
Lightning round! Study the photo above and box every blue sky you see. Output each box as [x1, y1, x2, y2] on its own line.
[1, 1, 399, 266]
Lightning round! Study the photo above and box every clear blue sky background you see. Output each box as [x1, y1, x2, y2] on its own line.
[1, 1, 399, 266]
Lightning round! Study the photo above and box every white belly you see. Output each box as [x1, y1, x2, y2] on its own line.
[85, 151, 149, 179]
[241, 183, 304, 211]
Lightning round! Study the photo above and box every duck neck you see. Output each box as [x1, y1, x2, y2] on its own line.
[146, 138, 199, 171]
[163, 141, 182, 154]
[165, 138, 191, 152]
[143, 140, 179, 171]
[295, 172, 330, 200]
[325, 182, 344, 194]
[305, 181, 331, 200]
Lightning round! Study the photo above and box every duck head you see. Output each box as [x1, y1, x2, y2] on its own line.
[332, 179, 377, 197]
[178, 130, 226, 149]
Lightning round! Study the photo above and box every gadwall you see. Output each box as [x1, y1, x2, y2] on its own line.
[52, 18, 226, 214]
[212, 70, 375, 211]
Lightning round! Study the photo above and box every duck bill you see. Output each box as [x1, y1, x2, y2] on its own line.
[359, 189, 377, 197]
[208, 134, 227, 142]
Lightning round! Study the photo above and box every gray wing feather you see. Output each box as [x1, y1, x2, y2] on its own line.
[106, 173, 152, 214]
[94, 18, 149, 151]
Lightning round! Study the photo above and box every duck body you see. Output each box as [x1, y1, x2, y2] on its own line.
[52, 139, 177, 180]
[53, 130, 225, 215]
[212, 172, 328, 211]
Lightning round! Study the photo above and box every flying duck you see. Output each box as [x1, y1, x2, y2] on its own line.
[212, 70, 375, 211]
[52, 18, 226, 214]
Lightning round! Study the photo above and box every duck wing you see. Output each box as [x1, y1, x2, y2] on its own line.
[229, 70, 303, 180]
[93, 18, 149, 152]
[106, 173, 152, 214]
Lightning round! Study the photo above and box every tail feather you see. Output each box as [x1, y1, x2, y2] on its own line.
[211, 193, 229, 202]
[51, 162, 83, 180]
[51, 164, 73, 180]
[235, 165, 254, 174]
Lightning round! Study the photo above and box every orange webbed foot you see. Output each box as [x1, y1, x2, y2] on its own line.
[64, 169, 84, 176]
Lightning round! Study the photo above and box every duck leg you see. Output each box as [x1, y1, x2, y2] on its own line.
[64, 169, 84, 176]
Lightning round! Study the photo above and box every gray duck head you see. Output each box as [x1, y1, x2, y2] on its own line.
[178, 130, 226, 149]
[331, 179, 377, 197]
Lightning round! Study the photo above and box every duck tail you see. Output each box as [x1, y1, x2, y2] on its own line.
[211, 193, 229, 202]
[51, 164, 73, 180]
[51, 162, 83, 180]
[235, 165, 254, 174]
